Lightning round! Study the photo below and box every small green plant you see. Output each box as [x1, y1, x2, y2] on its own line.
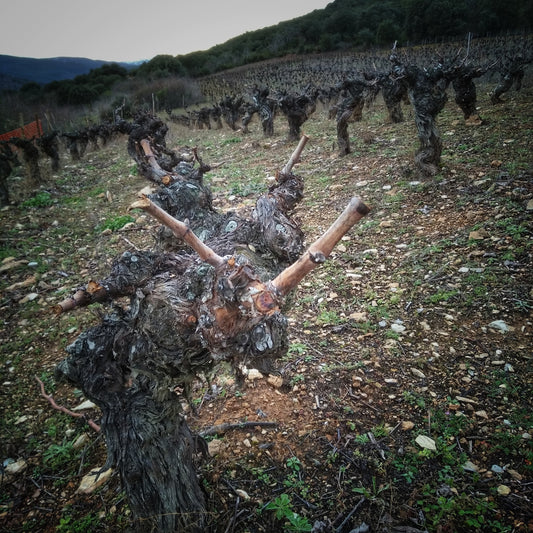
[417, 486, 510, 532]
[250, 466, 272, 485]
[43, 440, 77, 469]
[290, 374, 305, 386]
[228, 178, 265, 197]
[222, 137, 242, 145]
[265, 493, 312, 532]
[96, 214, 135, 232]
[21, 191, 53, 208]
[316, 310, 342, 326]
[352, 477, 390, 502]
[403, 390, 426, 409]
[287, 342, 307, 357]
[56, 511, 99, 532]
[426, 289, 458, 304]
[286, 456, 302, 472]
[371, 423, 390, 439]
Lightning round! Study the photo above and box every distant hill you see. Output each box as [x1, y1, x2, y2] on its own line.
[0, 55, 139, 90]
[1, 0, 531, 89]
[178, 0, 533, 77]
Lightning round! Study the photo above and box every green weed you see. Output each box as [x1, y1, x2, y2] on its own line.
[265, 493, 312, 532]
[96, 214, 135, 232]
[21, 191, 53, 208]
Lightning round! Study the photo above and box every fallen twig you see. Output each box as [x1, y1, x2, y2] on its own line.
[35, 376, 101, 432]
[336, 497, 366, 533]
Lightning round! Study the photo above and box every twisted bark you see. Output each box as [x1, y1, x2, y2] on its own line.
[54, 119, 370, 530]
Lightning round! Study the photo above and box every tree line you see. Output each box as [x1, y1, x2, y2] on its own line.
[177, 0, 532, 77]
[1, 0, 531, 130]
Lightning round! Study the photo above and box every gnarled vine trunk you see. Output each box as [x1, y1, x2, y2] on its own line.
[54, 119, 369, 531]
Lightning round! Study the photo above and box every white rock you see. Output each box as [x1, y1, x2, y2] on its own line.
[488, 320, 510, 332]
[72, 399, 97, 411]
[462, 461, 479, 472]
[420, 320, 431, 331]
[19, 292, 39, 303]
[497, 485, 511, 496]
[391, 323, 406, 334]
[246, 368, 264, 381]
[76, 467, 113, 494]
[411, 368, 426, 379]
[73, 433, 91, 449]
[4, 459, 27, 476]
[415, 435, 436, 451]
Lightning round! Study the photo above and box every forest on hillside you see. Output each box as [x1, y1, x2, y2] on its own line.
[0, 0, 531, 133]
[178, 0, 533, 76]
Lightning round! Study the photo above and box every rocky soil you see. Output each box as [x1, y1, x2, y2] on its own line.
[0, 80, 532, 532]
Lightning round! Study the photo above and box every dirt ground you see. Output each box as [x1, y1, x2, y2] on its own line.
[0, 80, 532, 532]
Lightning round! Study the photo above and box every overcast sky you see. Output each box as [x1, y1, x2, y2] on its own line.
[1, 0, 333, 63]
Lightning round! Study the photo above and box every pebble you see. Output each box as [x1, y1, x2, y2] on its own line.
[267, 375, 283, 389]
[3, 459, 27, 476]
[72, 399, 97, 411]
[420, 320, 431, 331]
[415, 435, 436, 451]
[508, 469, 523, 481]
[462, 461, 480, 472]
[411, 368, 426, 379]
[349, 312, 368, 322]
[19, 292, 39, 303]
[73, 433, 91, 449]
[76, 467, 113, 494]
[488, 320, 510, 332]
[391, 323, 406, 334]
[497, 485, 511, 496]
[208, 439, 226, 456]
[246, 369, 264, 381]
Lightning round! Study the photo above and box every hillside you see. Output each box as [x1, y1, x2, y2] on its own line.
[0, 73, 531, 532]
[0, 55, 137, 90]
[1, 0, 531, 89]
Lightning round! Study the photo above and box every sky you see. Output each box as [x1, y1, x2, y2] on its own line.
[1, 0, 333, 63]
